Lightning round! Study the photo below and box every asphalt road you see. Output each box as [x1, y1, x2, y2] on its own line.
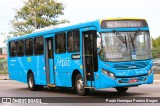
[0, 80, 160, 106]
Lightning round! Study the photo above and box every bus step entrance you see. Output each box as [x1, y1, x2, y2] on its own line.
[84, 86, 95, 90]
[48, 84, 56, 88]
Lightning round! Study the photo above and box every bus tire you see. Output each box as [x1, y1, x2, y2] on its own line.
[28, 73, 43, 91]
[75, 74, 90, 96]
[116, 87, 128, 93]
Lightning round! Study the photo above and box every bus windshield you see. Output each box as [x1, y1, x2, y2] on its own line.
[100, 31, 151, 61]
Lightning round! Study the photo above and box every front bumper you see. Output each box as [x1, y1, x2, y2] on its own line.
[95, 71, 154, 89]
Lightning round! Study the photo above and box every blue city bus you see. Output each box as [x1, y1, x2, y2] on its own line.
[8, 18, 153, 96]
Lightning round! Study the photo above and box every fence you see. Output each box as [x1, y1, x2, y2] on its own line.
[0, 59, 7, 74]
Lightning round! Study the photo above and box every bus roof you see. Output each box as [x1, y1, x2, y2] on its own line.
[8, 20, 100, 42]
[8, 17, 147, 42]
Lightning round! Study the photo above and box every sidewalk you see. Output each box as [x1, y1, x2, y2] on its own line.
[0, 74, 160, 84]
[154, 74, 160, 79]
[154, 74, 160, 84]
[0, 74, 9, 80]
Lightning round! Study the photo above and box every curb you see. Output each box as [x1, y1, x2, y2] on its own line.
[154, 80, 160, 82]
[0, 78, 9, 80]
[153, 80, 160, 84]
[0, 75, 9, 80]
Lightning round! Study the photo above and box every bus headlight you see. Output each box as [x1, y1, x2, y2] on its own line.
[102, 69, 115, 79]
[148, 69, 153, 76]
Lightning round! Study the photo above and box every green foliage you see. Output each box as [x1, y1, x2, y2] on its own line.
[10, 0, 69, 36]
[0, 59, 7, 73]
[0, 71, 8, 74]
[152, 46, 160, 58]
[0, 59, 7, 62]
[152, 37, 160, 47]
[1, 32, 12, 45]
[152, 36, 160, 58]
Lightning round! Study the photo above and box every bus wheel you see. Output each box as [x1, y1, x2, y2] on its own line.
[75, 74, 90, 96]
[116, 87, 128, 93]
[28, 73, 43, 91]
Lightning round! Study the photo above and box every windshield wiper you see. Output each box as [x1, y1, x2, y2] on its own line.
[113, 30, 128, 48]
[134, 29, 140, 41]
[129, 30, 140, 49]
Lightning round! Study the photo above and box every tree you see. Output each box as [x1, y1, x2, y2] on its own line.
[10, 0, 69, 36]
[152, 36, 160, 58]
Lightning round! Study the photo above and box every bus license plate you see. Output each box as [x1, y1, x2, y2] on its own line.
[129, 78, 138, 83]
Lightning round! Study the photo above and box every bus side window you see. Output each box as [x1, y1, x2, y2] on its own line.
[9, 41, 17, 57]
[34, 36, 44, 55]
[67, 30, 80, 52]
[55, 32, 66, 53]
[25, 38, 33, 56]
[17, 40, 24, 57]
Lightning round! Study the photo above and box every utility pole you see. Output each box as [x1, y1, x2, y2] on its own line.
[28, 0, 37, 29]
[33, 11, 37, 29]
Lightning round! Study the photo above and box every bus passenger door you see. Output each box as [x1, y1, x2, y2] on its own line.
[82, 30, 98, 87]
[45, 37, 55, 85]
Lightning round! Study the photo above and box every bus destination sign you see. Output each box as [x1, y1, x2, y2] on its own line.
[101, 20, 147, 28]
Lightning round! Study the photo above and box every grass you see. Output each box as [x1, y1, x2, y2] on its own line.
[0, 71, 8, 74]
[0, 59, 7, 75]
[0, 59, 7, 62]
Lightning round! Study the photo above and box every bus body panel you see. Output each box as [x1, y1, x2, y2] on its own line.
[8, 55, 47, 85]
[8, 57, 28, 83]
[32, 55, 46, 85]
[54, 53, 83, 87]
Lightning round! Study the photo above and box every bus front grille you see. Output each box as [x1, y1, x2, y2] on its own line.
[118, 76, 147, 83]
[113, 62, 148, 70]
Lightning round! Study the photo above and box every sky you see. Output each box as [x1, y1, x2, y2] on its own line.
[0, 0, 160, 47]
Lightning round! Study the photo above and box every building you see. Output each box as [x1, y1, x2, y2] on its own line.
[0, 47, 7, 59]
